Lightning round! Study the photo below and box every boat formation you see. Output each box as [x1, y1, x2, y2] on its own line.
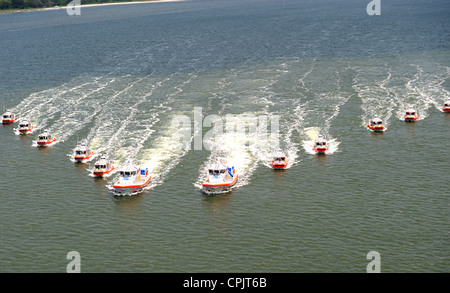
[2, 99, 449, 196]
[202, 157, 238, 194]
[112, 159, 151, 196]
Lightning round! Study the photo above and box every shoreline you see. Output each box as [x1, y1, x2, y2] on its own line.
[0, 0, 184, 14]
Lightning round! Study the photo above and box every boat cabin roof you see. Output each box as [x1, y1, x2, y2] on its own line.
[273, 157, 286, 160]
[315, 135, 326, 142]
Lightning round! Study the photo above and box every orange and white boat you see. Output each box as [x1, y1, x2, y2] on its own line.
[404, 106, 419, 122]
[367, 115, 385, 132]
[112, 159, 151, 195]
[442, 99, 450, 112]
[271, 149, 288, 169]
[18, 119, 34, 134]
[202, 157, 238, 194]
[313, 135, 329, 154]
[36, 130, 56, 146]
[92, 156, 115, 177]
[73, 142, 94, 163]
[2, 110, 17, 124]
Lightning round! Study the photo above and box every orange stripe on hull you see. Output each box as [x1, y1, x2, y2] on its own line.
[202, 174, 239, 188]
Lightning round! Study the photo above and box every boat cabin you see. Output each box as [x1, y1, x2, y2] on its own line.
[370, 116, 383, 125]
[76, 150, 88, 155]
[95, 164, 108, 170]
[273, 156, 286, 162]
[120, 170, 137, 177]
[3, 110, 13, 119]
[315, 139, 327, 147]
[209, 168, 226, 176]
[39, 134, 51, 140]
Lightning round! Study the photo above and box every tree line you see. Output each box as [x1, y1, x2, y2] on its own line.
[0, 0, 136, 10]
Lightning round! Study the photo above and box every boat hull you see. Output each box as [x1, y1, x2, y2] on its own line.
[74, 152, 94, 162]
[314, 147, 328, 154]
[37, 137, 56, 146]
[19, 127, 33, 134]
[404, 115, 418, 121]
[112, 176, 151, 195]
[93, 166, 114, 177]
[368, 124, 385, 132]
[2, 118, 17, 124]
[202, 174, 238, 194]
[443, 107, 450, 112]
[272, 162, 287, 169]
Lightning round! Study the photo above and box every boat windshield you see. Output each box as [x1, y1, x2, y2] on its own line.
[3, 115, 10, 119]
[20, 124, 27, 128]
[376, 121, 383, 125]
[208, 169, 213, 175]
[95, 165, 101, 169]
[445, 103, 449, 107]
[39, 136, 47, 140]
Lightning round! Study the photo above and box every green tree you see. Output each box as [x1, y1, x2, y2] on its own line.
[0, 0, 12, 9]
[11, 0, 24, 8]
[24, 0, 43, 7]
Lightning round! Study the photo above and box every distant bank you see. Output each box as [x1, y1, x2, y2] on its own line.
[0, 0, 183, 14]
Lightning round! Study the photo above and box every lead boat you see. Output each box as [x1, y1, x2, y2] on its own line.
[36, 130, 56, 146]
[92, 156, 114, 177]
[271, 149, 288, 169]
[367, 115, 385, 132]
[313, 135, 329, 154]
[73, 142, 94, 163]
[2, 110, 17, 124]
[202, 157, 238, 194]
[112, 159, 151, 195]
